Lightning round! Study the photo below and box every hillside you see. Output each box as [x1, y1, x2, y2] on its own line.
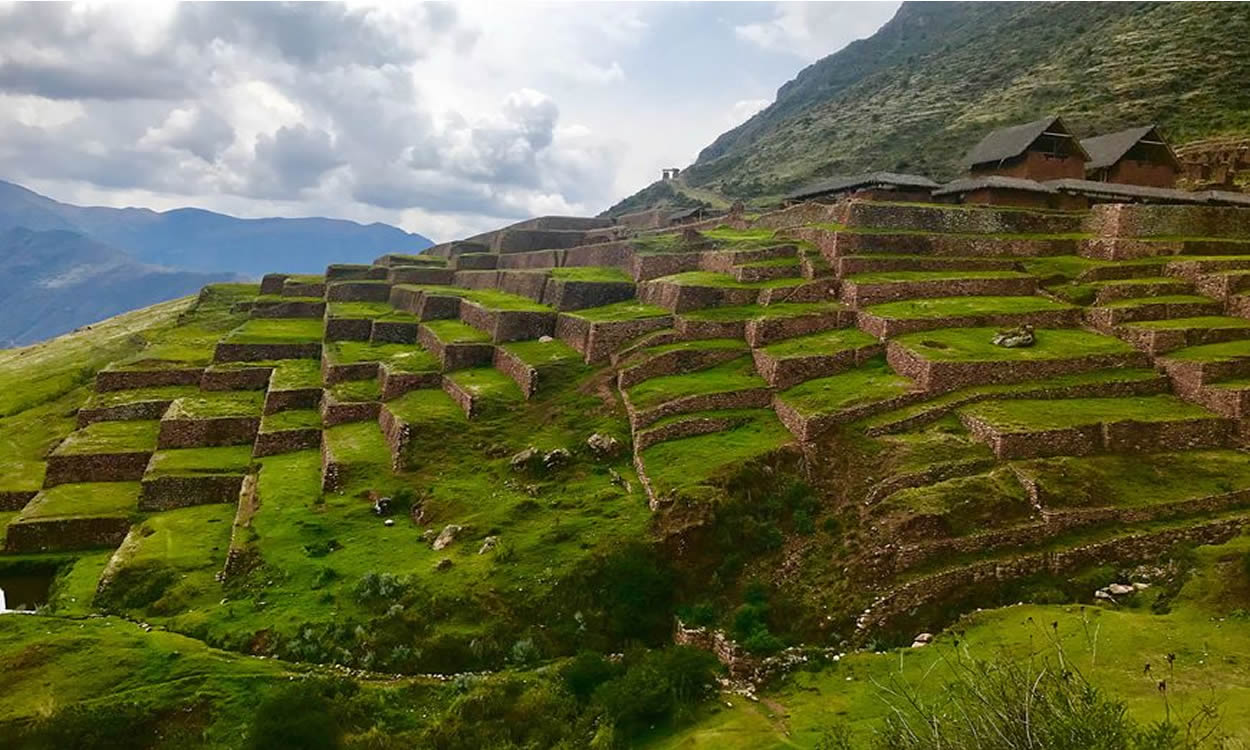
[0, 180, 434, 277]
[0, 227, 237, 346]
[4, 197, 1250, 746]
[607, 1, 1250, 213]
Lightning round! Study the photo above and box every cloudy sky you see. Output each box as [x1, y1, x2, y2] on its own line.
[0, 1, 900, 241]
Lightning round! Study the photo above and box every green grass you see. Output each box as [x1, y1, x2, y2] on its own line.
[1164, 338, 1250, 362]
[501, 339, 584, 367]
[881, 466, 1032, 536]
[145, 446, 253, 478]
[626, 357, 765, 411]
[1098, 294, 1216, 309]
[640, 407, 774, 434]
[640, 412, 793, 496]
[760, 328, 877, 359]
[548, 266, 633, 283]
[460, 288, 552, 312]
[656, 270, 804, 290]
[260, 409, 322, 433]
[326, 302, 395, 319]
[627, 338, 748, 360]
[327, 341, 439, 373]
[18, 482, 139, 520]
[568, 301, 670, 322]
[446, 367, 524, 402]
[329, 379, 381, 403]
[960, 394, 1215, 431]
[778, 357, 914, 416]
[1014, 450, 1250, 509]
[702, 227, 778, 243]
[421, 319, 492, 344]
[864, 295, 1073, 319]
[52, 421, 159, 455]
[893, 327, 1133, 362]
[847, 270, 1033, 283]
[1122, 315, 1250, 331]
[269, 359, 322, 390]
[384, 389, 467, 434]
[166, 392, 264, 419]
[679, 301, 846, 322]
[223, 318, 323, 344]
[81, 385, 201, 410]
[737, 257, 800, 269]
[322, 423, 389, 465]
[391, 282, 469, 299]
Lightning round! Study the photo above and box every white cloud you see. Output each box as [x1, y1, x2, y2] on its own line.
[728, 98, 771, 126]
[735, 2, 901, 62]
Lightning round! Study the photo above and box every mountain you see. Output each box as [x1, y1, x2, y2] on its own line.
[0, 180, 434, 276]
[0, 227, 237, 346]
[607, 1, 1250, 212]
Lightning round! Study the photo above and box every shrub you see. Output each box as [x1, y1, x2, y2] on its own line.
[246, 682, 342, 750]
[593, 646, 718, 738]
[563, 650, 621, 703]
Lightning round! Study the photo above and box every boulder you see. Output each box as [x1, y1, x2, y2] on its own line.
[1107, 583, 1136, 596]
[435, 558, 453, 571]
[432, 524, 463, 550]
[510, 446, 540, 472]
[911, 632, 933, 648]
[587, 432, 622, 458]
[479, 536, 499, 555]
[543, 448, 571, 470]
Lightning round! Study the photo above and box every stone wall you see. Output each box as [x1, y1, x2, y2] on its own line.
[1117, 323, 1250, 356]
[138, 474, 245, 510]
[492, 347, 539, 398]
[0, 490, 37, 511]
[253, 428, 321, 457]
[1086, 299, 1221, 329]
[773, 390, 928, 442]
[370, 319, 419, 344]
[77, 399, 176, 427]
[200, 366, 274, 391]
[497, 249, 564, 270]
[856, 307, 1082, 338]
[43, 452, 152, 487]
[441, 376, 477, 418]
[95, 367, 205, 392]
[158, 417, 260, 449]
[564, 240, 633, 270]
[455, 253, 498, 270]
[326, 281, 391, 302]
[791, 227, 1078, 260]
[838, 200, 1086, 235]
[630, 252, 703, 282]
[497, 270, 550, 301]
[541, 279, 636, 311]
[324, 317, 374, 341]
[250, 299, 325, 318]
[322, 358, 378, 385]
[387, 267, 454, 285]
[753, 343, 882, 390]
[4, 516, 131, 553]
[618, 348, 746, 390]
[321, 397, 381, 427]
[636, 279, 757, 312]
[259, 273, 289, 295]
[745, 309, 855, 347]
[214, 342, 321, 363]
[326, 264, 387, 281]
[748, 201, 839, 230]
[634, 413, 754, 452]
[459, 300, 556, 343]
[378, 365, 441, 401]
[283, 280, 325, 298]
[841, 275, 1037, 308]
[417, 324, 495, 370]
[1086, 203, 1250, 239]
[885, 344, 1148, 393]
[627, 387, 773, 430]
[492, 228, 590, 254]
[961, 412, 1233, 460]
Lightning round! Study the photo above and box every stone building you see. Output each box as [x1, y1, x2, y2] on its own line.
[1081, 125, 1180, 188]
[785, 172, 939, 205]
[963, 115, 1089, 181]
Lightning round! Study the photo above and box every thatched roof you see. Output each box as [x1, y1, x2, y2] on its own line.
[1081, 125, 1180, 170]
[786, 172, 938, 201]
[932, 175, 1057, 197]
[962, 116, 1089, 168]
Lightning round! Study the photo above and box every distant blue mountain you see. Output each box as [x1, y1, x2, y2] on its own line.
[0, 180, 433, 277]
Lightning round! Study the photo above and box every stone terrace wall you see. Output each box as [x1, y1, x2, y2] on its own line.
[492, 347, 539, 398]
[837, 200, 1086, 235]
[4, 516, 131, 553]
[214, 343, 321, 363]
[201, 366, 274, 391]
[627, 387, 773, 430]
[139, 474, 245, 510]
[1086, 204, 1250, 239]
[326, 281, 392, 303]
[885, 345, 1148, 393]
[158, 417, 260, 449]
[96, 367, 205, 392]
[253, 428, 321, 457]
[497, 270, 550, 301]
[857, 307, 1082, 339]
[77, 400, 175, 427]
[617, 348, 746, 390]
[497, 250, 564, 270]
[44, 452, 152, 487]
[555, 314, 672, 365]
[748, 201, 839, 230]
[459, 301, 555, 343]
[542, 279, 636, 311]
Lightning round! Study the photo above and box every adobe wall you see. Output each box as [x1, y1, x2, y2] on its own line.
[77, 399, 176, 428]
[856, 307, 1082, 339]
[627, 387, 773, 430]
[321, 397, 381, 427]
[200, 366, 274, 391]
[253, 428, 321, 457]
[1086, 203, 1250, 239]
[250, 300, 325, 319]
[617, 348, 747, 390]
[324, 317, 374, 341]
[370, 319, 419, 344]
[377, 366, 441, 401]
[43, 452, 152, 487]
[95, 367, 204, 392]
[459, 300, 556, 343]
[387, 267, 454, 285]
[326, 281, 392, 303]
[138, 474, 245, 511]
[885, 344, 1148, 392]
[214, 342, 321, 363]
[972, 150, 1085, 181]
[554, 313, 672, 365]
[753, 343, 882, 390]
[1107, 160, 1177, 189]
[837, 200, 1085, 235]
[259, 274, 289, 295]
[541, 279, 636, 311]
[158, 417, 260, 449]
[3, 516, 131, 554]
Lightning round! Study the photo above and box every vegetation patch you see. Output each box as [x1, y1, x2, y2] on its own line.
[224, 318, 324, 344]
[19, 482, 139, 520]
[568, 300, 670, 322]
[959, 394, 1216, 432]
[52, 421, 160, 455]
[261, 409, 322, 433]
[761, 328, 878, 359]
[421, 319, 492, 344]
[145, 446, 254, 478]
[501, 338, 584, 367]
[626, 356, 765, 411]
[893, 327, 1133, 362]
[656, 270, 804, 290]
[680, 300, 845, 322]
[777, 357, 914, 416]
[548, 266, 633, 283]
[167, 392, 265, 419]
[865, 295, 1074, 319]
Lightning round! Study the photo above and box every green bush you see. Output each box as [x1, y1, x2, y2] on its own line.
[593, 647, 718, 738]
[246, 682, 343, 750]
[563, 650, 622, 703]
